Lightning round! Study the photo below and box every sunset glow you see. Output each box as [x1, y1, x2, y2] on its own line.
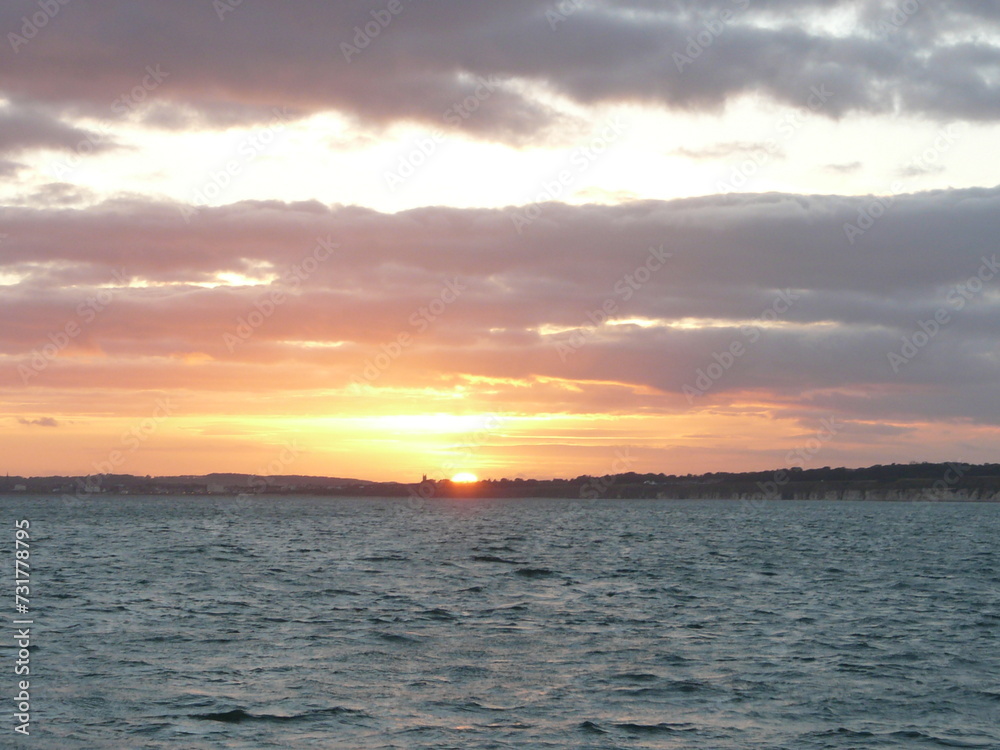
[7, 5, 1000, 749]
[3, 2, 1000, 482]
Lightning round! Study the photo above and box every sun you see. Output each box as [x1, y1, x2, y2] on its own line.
[451, 472, 478, 483]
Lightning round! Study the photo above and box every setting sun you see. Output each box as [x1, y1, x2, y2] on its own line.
[451, 472, 478, 483]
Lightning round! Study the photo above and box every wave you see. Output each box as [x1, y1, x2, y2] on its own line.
[376, 632, 420, 643]
[191, 707, 365, 724]
[472, 554, 520, 564]
[613, 721, 698, 734]
[514, 567, 557, 578]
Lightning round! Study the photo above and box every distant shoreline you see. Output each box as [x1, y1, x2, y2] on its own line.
[3, 461, 998, 503]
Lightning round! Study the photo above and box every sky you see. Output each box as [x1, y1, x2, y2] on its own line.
[2, 0, 1000, 482]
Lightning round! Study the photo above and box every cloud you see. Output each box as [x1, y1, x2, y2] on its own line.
[1, 185, 1000, 430]
[24, 183, 97, 207]
[826, 161, 862, 174]
[674, 141, 786, 161]
[18, 417, 60, 427]
[2, 1, 1000, 144]
[899, 163, 945, 178]
[0, 104, 115, 157]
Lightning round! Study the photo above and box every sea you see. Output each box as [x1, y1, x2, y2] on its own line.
[1, 494, 998, 749]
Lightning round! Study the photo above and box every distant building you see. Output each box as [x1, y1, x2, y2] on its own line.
[207, 483, 227, 494]
[13, 484, 27, 492]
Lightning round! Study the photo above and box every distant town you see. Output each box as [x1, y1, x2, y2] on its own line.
[2, 462, 1000, 502]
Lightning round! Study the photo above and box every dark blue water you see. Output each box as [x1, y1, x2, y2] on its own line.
[2, 495, 998, 749]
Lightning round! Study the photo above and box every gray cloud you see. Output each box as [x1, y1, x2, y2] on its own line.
[1, 186, 999, 426]
[18, 417, 59, 427]
[675, 141, 786, 160]
[899, 163, 945, 178]
[24, 182, 96, 207]
[826, 161, 862, 174]
[1, 1, 999, 143]
[0, 105, 114, 156]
